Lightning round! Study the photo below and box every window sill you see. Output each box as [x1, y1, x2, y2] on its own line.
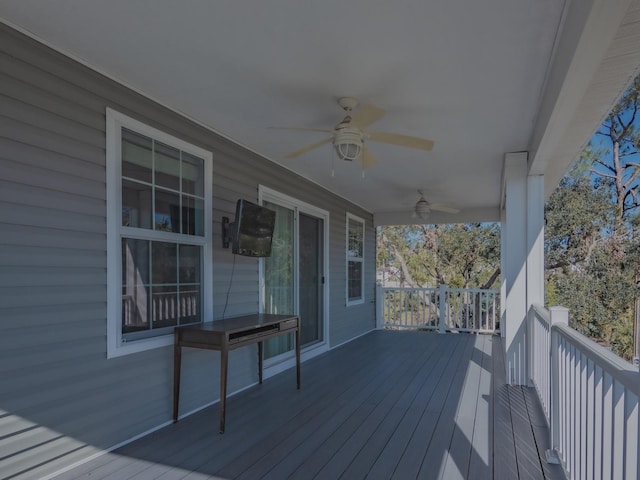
[346, 298, 365, 307]
[107, 334, 173, 359]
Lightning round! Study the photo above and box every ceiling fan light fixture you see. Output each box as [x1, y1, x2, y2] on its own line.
[414, 197, 431, 219]
[333, 130, 363, 161]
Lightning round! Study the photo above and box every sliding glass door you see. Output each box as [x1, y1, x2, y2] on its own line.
[260, 188, 327, 361]
[262, 201, 295, 358]
[299, 212, 323, 346]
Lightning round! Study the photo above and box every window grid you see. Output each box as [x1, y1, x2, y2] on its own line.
[346, 213, 365, 306]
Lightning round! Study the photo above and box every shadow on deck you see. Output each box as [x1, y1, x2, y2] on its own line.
[54, 331, 565, 480]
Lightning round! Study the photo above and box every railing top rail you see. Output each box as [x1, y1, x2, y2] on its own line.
[381, 287, 439, 292]
[553, 322, 640, 396]
[447, 287, 500, 294]
[530, 303, 550, 326]
[381, 286, 499, 294]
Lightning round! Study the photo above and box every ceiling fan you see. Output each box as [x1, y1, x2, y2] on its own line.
[413, 190, 460, 219]
[271, 97, 434, 169]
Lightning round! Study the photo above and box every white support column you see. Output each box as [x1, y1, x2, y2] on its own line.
[375, 284, 383, 329]
[547, 306, 569, 465]
[527, 175, 545, 386]
[502, 152, 529, 385]
[438, 284, 447, 334]
[500, 208, 507, 340]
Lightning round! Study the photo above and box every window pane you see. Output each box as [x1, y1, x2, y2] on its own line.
[182, 196, 204, 236]
[152, 285, 179, 329]
[151, 242, 177, 284]
[179, 285, 201, 325]
[122, 238, 150, 333]
[348, 260, 363, 300]
[122, 284, 150, 333]
[348, 219, 364, 258]
[263, 202, 295, 358]
[154, 142, 180, 191]
[122, 129, 152, 183]
[151, 241, 178, 329]
[179, 244, 201, 283]
[179, 245, 201, 325]
[155, 188, 181, 232]
[122, 179, 152, 228]
[122, 238, 150, 284]
[182, 153, 204, 196]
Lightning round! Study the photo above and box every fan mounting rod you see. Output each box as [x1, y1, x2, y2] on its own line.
[338, 97, 358, 112]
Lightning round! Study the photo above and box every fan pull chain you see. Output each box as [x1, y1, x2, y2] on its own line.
[331, 148, 335, 177]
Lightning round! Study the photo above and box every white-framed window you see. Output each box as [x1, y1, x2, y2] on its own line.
[106, 109, 213, 358]
[346, 212, 365, 306]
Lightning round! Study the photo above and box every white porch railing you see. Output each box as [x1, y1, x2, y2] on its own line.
[376, 285, 499, 333]
[529, 304, 640, 480]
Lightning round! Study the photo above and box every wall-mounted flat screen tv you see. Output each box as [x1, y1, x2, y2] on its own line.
[232, 199, 276, 257]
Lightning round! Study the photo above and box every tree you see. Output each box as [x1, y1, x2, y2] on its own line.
[377, 223, 500, 290]
[544, 174, 612, 273]
[591, 74, 640, 235]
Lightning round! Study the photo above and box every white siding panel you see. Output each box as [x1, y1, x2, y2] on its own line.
[0, 138, 105, 181]
[0, 203, 105, 233]
[0, 115, 105, 165]
[2, 224, 105, 250]
[0, 71, 104, 129]
[0, 94, 105, 148]
[0, 180, 105, 216]
[0, 245, 105, 268]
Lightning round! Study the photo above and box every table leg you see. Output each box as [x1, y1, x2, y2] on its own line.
[219, 347, 228, 434]
[258, 341, 263, 384]
[173, 342, 181, 422]
[295, 325, 301, 389]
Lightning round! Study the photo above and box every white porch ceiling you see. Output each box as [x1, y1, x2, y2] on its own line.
[1, 0, 638, 224]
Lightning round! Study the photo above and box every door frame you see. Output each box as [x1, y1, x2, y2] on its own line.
[258, 185, 330, 377]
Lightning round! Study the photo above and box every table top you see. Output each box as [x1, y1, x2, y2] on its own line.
[175, 313, 298, 335]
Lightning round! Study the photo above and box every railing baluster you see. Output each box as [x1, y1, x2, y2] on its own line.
[625, 392, 638, 480]
[594, 365, 603, 480]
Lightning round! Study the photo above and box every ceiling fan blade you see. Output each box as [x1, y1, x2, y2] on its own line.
[368, 131, 434, 151]
[284, 137, 332, 159]
[430, 204, 460, 214]
[350, 105, 385, 129]
[356, 145, 378, 169]
[269, 126, 333, 134]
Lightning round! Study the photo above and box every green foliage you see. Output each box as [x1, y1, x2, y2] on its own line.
[377, 223, 500, 289]
[610, 315, 635, 360]
[545, 174, 612, 271]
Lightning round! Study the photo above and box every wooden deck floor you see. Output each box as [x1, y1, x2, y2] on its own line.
[53, 331, 565, 480]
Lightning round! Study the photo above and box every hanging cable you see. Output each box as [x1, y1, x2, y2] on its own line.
[222, 253, 236, 319]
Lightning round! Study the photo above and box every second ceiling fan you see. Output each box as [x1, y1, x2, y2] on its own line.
[272, 97, 434, 169]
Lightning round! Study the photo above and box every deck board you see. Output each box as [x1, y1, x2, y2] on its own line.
[467, 331, 494, 480]
[415, 334, 477, 480]
[52, 331, 563, 480]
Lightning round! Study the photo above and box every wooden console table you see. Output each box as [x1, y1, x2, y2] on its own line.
[173, 313, 300, 433]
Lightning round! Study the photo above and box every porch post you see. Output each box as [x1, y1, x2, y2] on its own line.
[527, 174, 545, 386]
[546, 306, 569, 465]
[502, 152, 529, 385]
[376, 283, 383, 329]
[438, 284, 447, 334]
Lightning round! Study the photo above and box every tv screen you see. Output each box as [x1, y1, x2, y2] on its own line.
[232, 199, 276, 257]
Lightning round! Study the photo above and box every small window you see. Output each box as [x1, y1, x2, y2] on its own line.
[107, 109, 212, 357]
[346, 213, 365, 306]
